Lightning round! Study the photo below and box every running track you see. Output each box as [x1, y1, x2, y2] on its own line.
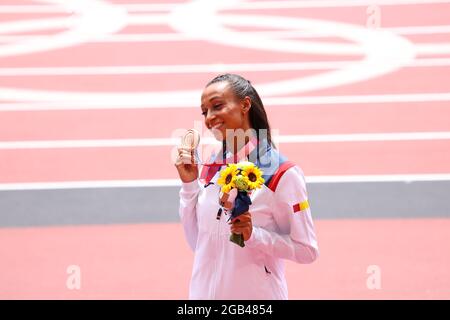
[0, 0, 449, 299]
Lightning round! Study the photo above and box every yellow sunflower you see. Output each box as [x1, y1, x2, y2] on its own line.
[217, 164, 238, 193]
[241, 164, 265, 190]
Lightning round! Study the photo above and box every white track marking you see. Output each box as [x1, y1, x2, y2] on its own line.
[0, 14, 165, 35]
[0, 33, 190, 43]
[212, 0, 450, 9]
[0, 0, 415, 105]
[0, 180, 182, 190]
[124, 14, 170, 25]
[264, 93, 450, 105]
[1, 92, 450, 111]
[1, 132, 450, 150]
[0, 58, 450, 76]
[0, 5, 76, 14]
[170, 7, 415, 96]
[0, 0, 443, 109]
[415, 43, 450, 55]
[0, 0, 128, 57]
[2, 0, 450, 14]
[408, 58, 450, 67]
[1, 174, 450, 191]
[0, 17, 76, 34]
[306, 174, 450, 183]
[0, 0, 450, 13]
[0, 137, 186, 149]
[2, 25, 450, 43]
[276, 132, 450, 143]
[388, 25, 450, 35]
[0, 61, 356, 76]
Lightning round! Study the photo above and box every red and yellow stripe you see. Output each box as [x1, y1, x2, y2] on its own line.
[293, 200, 309, 213]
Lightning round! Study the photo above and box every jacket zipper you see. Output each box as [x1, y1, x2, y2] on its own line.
[211, 215, 221, 299]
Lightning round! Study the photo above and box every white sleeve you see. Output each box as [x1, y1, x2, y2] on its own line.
[245, 166, 319, 264]
[178, 179, 201, 252]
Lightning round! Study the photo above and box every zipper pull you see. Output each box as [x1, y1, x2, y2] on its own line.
[204, 182, 214, 188]
[216, 208, 223, 220]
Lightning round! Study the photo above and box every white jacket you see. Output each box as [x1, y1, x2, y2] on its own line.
[179, 164, 319, 300]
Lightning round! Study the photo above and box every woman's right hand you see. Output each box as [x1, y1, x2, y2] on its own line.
[175, 147, 199, 183]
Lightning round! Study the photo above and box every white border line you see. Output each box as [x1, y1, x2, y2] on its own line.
[264, 93, 450, 105]
[2, 0, 450, 14]
[0, 1, 419, 107]
[1, 58, 450, 76]
[1, 25, 450, 43]
[389, 25, 450, 35]
[1, 132, 450, 150]
[1, 174, 450, 190]
[218, 0, 450, 9]
[307, 174, 450, 183]
[0, 61, 353, 75]
[2, 93, 450, 111]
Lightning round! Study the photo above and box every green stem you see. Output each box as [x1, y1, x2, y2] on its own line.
[230, 233, 245, 248]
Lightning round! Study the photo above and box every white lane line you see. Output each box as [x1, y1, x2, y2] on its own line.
[1, 92, 450, 111]
[0, 1, 129, 58]
[265, 93, 450, 105]
[408, 58, 450, 67]
[0, 137, 183, 149]
[307, 174, 450, 183]
[0, 3, 418, 106]
[415, 43, 450, 55]
[1, 174, 450, 191]
[126, 14, 170, 25]
[0, 17, 75, 34]
[0, 3, 178, 13]
[218, 0, 450, 9]
[0, 5, 69, 14]
[123, 0, 450, 11]
[2, 25, 450, 43]
[0, 180, 182, 190]
[0, 61, 351, 76]
[1, 58, 450, 76]
[388, 25, 450, 35]
[2, 0, 450, 14]
[277, 132, 450, 143]
[1, 132, 450, 150]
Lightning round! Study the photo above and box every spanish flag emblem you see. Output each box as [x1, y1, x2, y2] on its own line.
[293, 200, 309, 213]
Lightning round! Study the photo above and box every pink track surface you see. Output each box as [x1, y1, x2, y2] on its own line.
[1, 102, 450, 141]
[1, 219, 449, 300]
[1, 0, 449, 299]
[1, 140, 449, 183]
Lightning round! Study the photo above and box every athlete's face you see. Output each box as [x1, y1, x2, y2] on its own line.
[201, 81, 251, 141]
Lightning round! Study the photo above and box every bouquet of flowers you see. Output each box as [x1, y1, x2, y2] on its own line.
[217, 161, 265, 247]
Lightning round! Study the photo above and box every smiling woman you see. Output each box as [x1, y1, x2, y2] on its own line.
[175, 73, 319, 300]
[200, 74, 272, 146]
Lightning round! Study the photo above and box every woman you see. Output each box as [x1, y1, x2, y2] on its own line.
[175, 74, 319, 300]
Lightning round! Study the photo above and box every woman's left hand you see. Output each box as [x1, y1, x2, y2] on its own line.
[230, 212, 253, 241]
